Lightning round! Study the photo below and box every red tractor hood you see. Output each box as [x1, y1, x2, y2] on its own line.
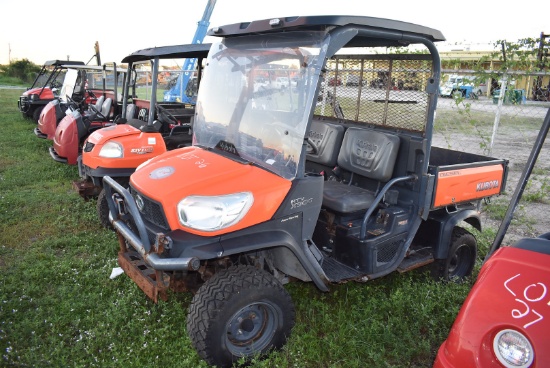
[130, 146, 292, 235]
[435, 246, 550, 367]
[23, 87, 53, 99]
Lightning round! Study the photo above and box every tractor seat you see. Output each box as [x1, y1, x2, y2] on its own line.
[322, 127, 400, 214]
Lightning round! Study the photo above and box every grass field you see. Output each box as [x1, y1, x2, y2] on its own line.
[0, 88, 492, 367]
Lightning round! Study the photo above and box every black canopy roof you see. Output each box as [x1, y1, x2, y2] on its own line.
[207, 15, 445, 46]
[122, 43, 212, 63]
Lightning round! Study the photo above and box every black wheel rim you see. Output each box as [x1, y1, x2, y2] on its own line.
[448, 244, 474, 278]
[225, 301, 281, 357]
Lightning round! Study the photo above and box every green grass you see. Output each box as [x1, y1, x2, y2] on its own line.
[0, 88, 492, 367]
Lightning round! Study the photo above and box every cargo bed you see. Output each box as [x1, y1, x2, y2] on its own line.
[428, 146, 508, 208]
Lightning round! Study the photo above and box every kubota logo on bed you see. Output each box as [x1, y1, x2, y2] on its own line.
[476, 180, 499, 192]
[131, 146, 154, 154]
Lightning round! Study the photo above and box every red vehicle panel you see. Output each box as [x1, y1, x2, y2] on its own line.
[37, 102, 59, 140]
[434, 246, 550, 367]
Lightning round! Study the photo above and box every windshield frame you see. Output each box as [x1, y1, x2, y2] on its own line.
[193, 31, 329, 180]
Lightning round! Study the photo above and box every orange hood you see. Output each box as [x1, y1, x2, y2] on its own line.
[83, 125, 167, 170]
[130, 146, 292, 235]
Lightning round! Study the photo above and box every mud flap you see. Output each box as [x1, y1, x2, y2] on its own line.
[72, 180, 101, 198]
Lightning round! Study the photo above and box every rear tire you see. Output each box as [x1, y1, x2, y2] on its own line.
[187, 265, 295, 367]
[432, 227, 477, 281]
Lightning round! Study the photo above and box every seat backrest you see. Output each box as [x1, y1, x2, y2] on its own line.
[337, 127, 400, 182]
[125, 103, 137, 120]
[306, 119, 345, 167]
[100, 98, 112, 120]
[93, 95, 105, 111]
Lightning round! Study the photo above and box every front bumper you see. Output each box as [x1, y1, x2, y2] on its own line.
[104, 176, 203, 272]
[33, 127, 47, 139]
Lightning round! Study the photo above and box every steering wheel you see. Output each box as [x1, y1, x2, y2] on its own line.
[156, 104, 179, 126]
[306, 137, 319, 155]
[65, 95, 79, 110]
[89, 104, 108, 121]
[87, 89, 97, 99]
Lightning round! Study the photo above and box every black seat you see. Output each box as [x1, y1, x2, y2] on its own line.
[512, 232, 550, 256]
[306, 119, 345, 167]
[323, 127, 400, 214]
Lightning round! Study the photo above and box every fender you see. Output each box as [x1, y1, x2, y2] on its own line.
[52, 112, 81, 165]
[425, 207, 482, 259]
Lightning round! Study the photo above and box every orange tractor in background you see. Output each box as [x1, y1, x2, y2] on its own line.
[73, 43, 211, 228]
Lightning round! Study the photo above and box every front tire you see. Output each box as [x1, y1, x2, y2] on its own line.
[187, 265, 295, 367]
[432, 227, 477, 281]
[32, 106, 44, 124]
[97, 189, 112, 230]
[97, 178, 128, 230]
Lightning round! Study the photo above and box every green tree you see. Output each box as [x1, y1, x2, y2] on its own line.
[4, 59, 41, 83]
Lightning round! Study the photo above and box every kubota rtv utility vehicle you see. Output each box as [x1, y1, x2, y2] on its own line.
[103, 16, 509, 366]
[434, 107, 550, 368]
[18, 59, 86, 122]
[73, 43, 211, 228]
[48, 63, 126, 165]
[35, 64, 116, 140]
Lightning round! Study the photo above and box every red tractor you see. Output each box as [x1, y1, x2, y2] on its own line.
[48, 63, 126, 165]
[35, 64, 113, 140]
[18, 60, 86, 123]
[434, 107, 550, 368]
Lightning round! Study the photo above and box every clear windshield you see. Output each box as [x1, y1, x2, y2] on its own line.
[194, 32, 327, 179]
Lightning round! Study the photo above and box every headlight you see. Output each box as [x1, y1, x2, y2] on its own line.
[29, 94, 38, 101]
[177, 192, 253, 231]
[493, 329, 534, 368]
[99, 141, 123, 158]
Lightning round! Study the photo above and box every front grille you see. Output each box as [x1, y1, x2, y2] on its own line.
[130, 187, 170, 231]
[19, 97, 29, 112]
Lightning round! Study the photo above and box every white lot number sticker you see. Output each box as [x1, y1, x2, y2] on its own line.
[504, 273, 549, 328]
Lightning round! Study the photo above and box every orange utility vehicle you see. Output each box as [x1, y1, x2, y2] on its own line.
[103, 16, 508, 366]
[73, 43, 211, 228]
[48, 63, 126, 165]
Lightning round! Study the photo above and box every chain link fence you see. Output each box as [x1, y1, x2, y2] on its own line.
[316, 56, 550, 245]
